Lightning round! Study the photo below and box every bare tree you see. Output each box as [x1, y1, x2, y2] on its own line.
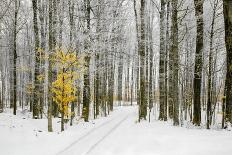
[193, 0, 204, 126]
[223, 0, 232, 125]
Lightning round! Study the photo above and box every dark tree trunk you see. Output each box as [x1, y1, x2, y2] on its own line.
[68, 0, 74, 48]
[94, 2, 101, 118]
[138, 0, 147, 120]
[47, 0, 53, 132]
[117, 55, 123, 105]
[222, 93, 226, 128]
[95, 54, 100, 117]
[103, 54, 108, 116]
[38, 0, 46, 119]
[108, 55, 115, 111]
[52, 0, 59, 118]
[58, 0, 64, 48]
[68, 0, 75, 126]
[82, 0, 91, 122]
[13, 0, 19, 115]
[149, 24, 153, 120]
[223, 0, 232, 124]
[170, 0, 179, 126]
[131, 62, 134, 106]
[32, 0, 40, 119]
[159, 0, 166, 121]
[193, 0, 204, 126]
[82, 58, 91, 122]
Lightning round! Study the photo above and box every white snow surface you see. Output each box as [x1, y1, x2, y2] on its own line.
[0, 106, 232, 155]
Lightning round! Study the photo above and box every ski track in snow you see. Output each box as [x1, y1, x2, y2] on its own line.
[57, 110, 133, 155]
[56, 117, 117, 155]
[83, 113, 131, 155]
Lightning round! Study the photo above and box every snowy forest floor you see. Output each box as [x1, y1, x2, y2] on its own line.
[1, 106, 232, 155]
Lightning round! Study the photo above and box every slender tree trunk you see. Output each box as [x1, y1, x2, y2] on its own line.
[68, 0, 75, 126]
[82, 0, 91, 122]
[82, 57, 91, 122]
[117, 55, 123, 105]
[94, 2, 101, 117]
[148, 2, 154, 122]
[131, 61, 134, 106]
[165, 1, 170, 121]
[159, 0, 166, 120]
[171, 0, 179, 126]
[133, 0, 140, 113]
[103, 54, 108, 116]
[108, 54, 115, 111]
[138, 0, 147, 120]
[38, 0, 46, 118]
[47, 0, 53, 132]
[95, 54, 100, 117]
[13, 0, 19, 115]
[222, 93, 226, 128]
[52, 0, 59, 117]
[61, 68, 65, 132]
[58, 0, 64, 48]
[32, 0, 40, 119]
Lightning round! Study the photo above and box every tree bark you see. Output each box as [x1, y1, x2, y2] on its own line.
[117, 55, 123, 105]
[52, 0, 59, 117]
[82, 56, 90, 122]
[68, 0, 75, 126]
[170, 0, 179, 126]
[138, 0, 147, 120]
[32, 0, 40, 119]
[47, 0, 53, 132]
[159, 0, 167, 121]
[13, 0, 19, 115]
[223, 0, 232, 124]
[82, 0, 91, 122]
[193, 0, 204, 126]
[38, 0, 46, 118]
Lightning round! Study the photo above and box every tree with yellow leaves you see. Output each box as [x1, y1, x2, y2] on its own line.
[52, 49, 82, 131]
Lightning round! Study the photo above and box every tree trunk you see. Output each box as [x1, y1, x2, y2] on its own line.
[170, 0, 179, 126]
[159, 0, 166, 121]
[193, 0, 204, 126]
[95, 54, 100, 117]
[138, 0, 147, 120]
[82, 56, 90, 122]
[164, 1, 170, 121]
[223, 0, 232, 124]
[61, 68, 65, 132]
[108, 54, 115, 111]
[38, 0, 46, 118]
[117, 55, 123, 105]
[13, 0, 18, 115]
[52, 0, 59, 117]
[82, 0, 91, 122]
[68, 0, 75, 126]
[47, 0, 53, 132]
[32, 0, 40, 119]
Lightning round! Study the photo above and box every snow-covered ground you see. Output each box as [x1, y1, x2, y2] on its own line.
[1, 106, 232, 155]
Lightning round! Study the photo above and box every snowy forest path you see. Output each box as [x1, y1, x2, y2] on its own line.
[56, 107, 135, 155]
